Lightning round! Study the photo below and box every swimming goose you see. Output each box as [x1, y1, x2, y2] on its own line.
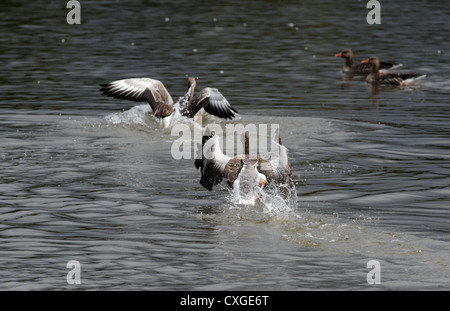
[335, 49, 401, 75]
[99, 77, 237, 127]
[361, 56, 426, 86]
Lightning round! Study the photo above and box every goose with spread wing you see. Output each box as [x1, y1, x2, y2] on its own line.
[194, 130, 294, 201]
[361, 56, 426, 86]
[335, 49, 401, 75]
[99, 77, 237, 127]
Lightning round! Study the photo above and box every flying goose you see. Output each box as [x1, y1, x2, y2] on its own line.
[361, 56, 426, 86]
[194, 130, 294, 200]
[99, 77, 237, 127]
[335, 49, 401, 75]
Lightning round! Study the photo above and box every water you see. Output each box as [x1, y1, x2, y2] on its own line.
[1, 0, 449, 290]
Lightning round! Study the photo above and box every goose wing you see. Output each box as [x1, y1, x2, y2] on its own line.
[379, 60, 402, 71]
[270, 128, 292, 181]
[189, 87, 237, 120]
[99, 78, 174, 117]
[195, 135, 231, 191]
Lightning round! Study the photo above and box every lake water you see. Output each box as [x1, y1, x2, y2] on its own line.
[1, 0, 449, 290]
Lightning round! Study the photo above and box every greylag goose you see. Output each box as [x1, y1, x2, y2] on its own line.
[194, 131, 275, 192]
[335, 49, 401, 75]
[361, 56, 426, 86]
[195, 130, 294, 201]
[99, 77, 237, 127]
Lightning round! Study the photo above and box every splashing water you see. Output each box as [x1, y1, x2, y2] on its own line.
[104, 88, 193, 128]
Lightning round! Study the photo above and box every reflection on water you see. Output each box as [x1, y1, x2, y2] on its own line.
[1, 0, 450, 290]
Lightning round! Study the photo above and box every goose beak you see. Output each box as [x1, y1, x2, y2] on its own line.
[361, 59, 369, 64]
[259, 180, 265, 188]
[335, 52, 343, 57]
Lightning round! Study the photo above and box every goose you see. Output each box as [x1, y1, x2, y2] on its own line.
[99, 77, 237, 127]
[335, 49, 401, 75]
[361, 56, 426, 86]
[194, 131, 275, 192]
[194, 130, 294, 200]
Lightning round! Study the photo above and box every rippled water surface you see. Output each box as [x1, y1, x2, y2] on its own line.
[1, 1, 450, 290]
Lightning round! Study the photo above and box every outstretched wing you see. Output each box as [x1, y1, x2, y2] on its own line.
[195, 135, 231, 191]
[189, 88, 237, 120]
[99, 78, 174, 117]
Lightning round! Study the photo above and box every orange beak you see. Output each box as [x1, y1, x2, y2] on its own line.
[259, 180, 264, 188]
[361, 59, 369, 64]
[162, 124, 165, 128]
[335, 52, 343, 57]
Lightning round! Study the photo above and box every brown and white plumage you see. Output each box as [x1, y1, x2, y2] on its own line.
[99, 77, 237, 127]
[335, 49, 401, 75]
[268, 128, 295, 199]
[195, 130, 294, 201]
[194, 132, 275, 192]
[361, 56, 426, 86]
